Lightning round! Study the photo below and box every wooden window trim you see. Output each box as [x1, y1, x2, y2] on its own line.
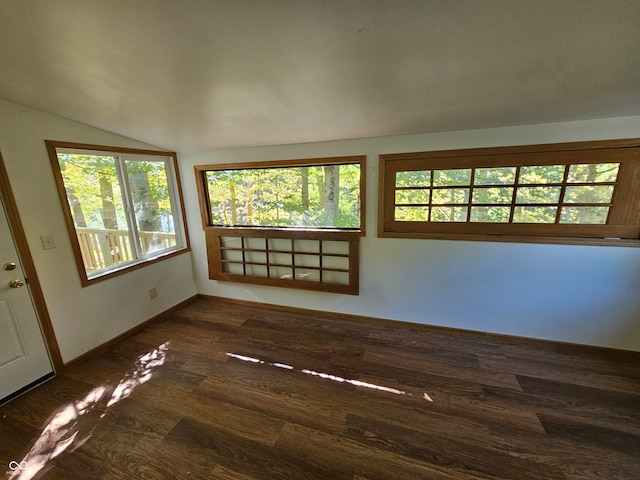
[378, 139, 640, 247]
[196, 156, 365, 294]
[206, 227, 359, 295]
[46, 141, 191, 286]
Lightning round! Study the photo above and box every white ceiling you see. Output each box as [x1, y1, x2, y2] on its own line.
[1, 1, 639, 152]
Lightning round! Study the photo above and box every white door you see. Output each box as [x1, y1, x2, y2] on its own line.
[0, 195, 52, 403]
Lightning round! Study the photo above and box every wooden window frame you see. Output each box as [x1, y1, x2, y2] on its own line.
[46, 141, 191, 286]
[378, 139, 640, 246]
[206, 227, 359, 295]
[195, 156, 365, 294]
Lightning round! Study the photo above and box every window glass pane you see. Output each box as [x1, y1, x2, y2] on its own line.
[293, 239, 319, 253]
[220, 236, 242, 248]
[472, 187, 513, 204]
[560, 206, 609, 224]
[515, 186, 561, 204]
[271, 266, 293, 279]
[513, 206, 557, 223]
[474, 167, 516, 185]
[222, 249, 243, 262]
[246, 264, 268, 277]
[323, 271, 350, 285]
[322, 241, 349, 255]
[563, 185, 614, 204]
[125, 159, 178, 255]
[58, 153, 134, 273]
[519, 165, 565, 184]
[396, 170, 430, 187]
[567, 163, 619, 183]
[223, 262, 244, 275]
[433, 169, 471, 186]
[245, 251, 267, 264]
[431, 206, 468, 222]
[206, 163, 361, 229]
[470, 206, 511, 223]
[294, 254, 319, 268]
[395, 189, 430, 204]
[395, 206, 429, 221]
[49, 142, 187, 285]
[295, 269, 321, 282]
[431, 188, 469, 205]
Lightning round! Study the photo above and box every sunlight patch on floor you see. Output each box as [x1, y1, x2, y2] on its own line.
[9, 342, 169, 480]
[226, 352, 433, 401]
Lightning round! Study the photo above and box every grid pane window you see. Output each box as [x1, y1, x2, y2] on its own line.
[382, 139, 640, 245]
[393, 162, 620, 225]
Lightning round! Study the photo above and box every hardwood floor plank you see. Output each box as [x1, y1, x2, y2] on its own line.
[1, 296, 639, 479]
[210, 464, 258, 480]
[517, 374, 640, 420]
[538, 413, 640, 457]
[488, 421, 640, 480]
[275, 421, 473, 480]
[364, 346, 522, 391]
[343, 413, 566, 480]
[0, 415, 40, 469]
[133, 381, 285, 446]
[482, 376, 640, 435]
[195, 369, 348, 434]
[479, 354, 640, 395]
[166, 417, 353, 480]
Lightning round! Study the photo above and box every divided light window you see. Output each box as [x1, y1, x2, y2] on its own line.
[46, 141, 189, 285]
[379, 139, 640, 246]
[194, 156, 365, 294]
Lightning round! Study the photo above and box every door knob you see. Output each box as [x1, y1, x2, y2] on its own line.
[8, 279, 24, 288]
[3, 262, 16, 271]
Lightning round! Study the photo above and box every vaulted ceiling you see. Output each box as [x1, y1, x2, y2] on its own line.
[1, 1, 639, 152]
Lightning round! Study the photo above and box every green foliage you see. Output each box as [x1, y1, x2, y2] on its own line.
[59, 154, 124, 228]
[59, 154, 174, 232]
[206, 164, 361, 228]
[393, 163, 619, 224]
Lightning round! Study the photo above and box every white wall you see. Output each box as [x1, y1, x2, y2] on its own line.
[0, 99, 197, 363]
[180, 115, 640, 352]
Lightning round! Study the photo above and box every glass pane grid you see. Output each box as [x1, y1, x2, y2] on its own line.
[221, 235, 352, 285]
[394, 162, 618, 225]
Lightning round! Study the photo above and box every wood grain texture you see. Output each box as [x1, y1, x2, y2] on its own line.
[378, 138, 640, 246]
[1, 297, 639, 479]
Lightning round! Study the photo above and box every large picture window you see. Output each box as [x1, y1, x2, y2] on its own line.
[197, 156, 364, 231]
[195, 156, 365, 294]
[378, 139, 640, 246]
[47, 141, 189, 285]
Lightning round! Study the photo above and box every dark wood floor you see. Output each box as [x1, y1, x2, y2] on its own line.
[1, 297, 639, 479]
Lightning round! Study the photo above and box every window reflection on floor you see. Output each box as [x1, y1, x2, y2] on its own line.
[9, 342, 169, 480]
[226, 352, 434, 402]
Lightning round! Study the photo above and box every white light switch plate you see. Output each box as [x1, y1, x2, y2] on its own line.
[40, 235, 56, 250]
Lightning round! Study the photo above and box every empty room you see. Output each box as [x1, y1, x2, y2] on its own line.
[1, 1, 639, 479]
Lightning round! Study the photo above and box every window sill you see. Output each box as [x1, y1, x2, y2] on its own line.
[81, 247, 191, 286]
[377, 230, 640, 247]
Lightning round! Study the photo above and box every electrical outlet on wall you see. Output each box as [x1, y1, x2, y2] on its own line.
[149, 287, 158, 299]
